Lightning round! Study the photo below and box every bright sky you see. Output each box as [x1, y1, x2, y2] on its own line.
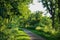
[29, 0, 51, 17]
[29, 0, 46, 12]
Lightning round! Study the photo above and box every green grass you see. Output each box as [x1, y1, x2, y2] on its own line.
[0, 27, 30, 40]
[27, 29, 59, 40]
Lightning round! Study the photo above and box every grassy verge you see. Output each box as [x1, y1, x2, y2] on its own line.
[0, 27, 30, 40]
[27, 29, 58, 40]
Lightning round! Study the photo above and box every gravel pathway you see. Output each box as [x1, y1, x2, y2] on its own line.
[22, 28, 46, 40]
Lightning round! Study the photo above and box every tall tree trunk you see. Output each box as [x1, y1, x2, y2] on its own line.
[58, 0, 60, 30]
[58, 0, 60, 24]
[50, 1, 55, 28]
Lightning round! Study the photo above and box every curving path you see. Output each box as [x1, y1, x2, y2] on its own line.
[22, 28, 46, 40]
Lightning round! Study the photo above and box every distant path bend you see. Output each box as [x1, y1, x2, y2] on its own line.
[22, 28, 46, 40]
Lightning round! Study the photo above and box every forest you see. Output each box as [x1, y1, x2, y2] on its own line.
[0, 0, 60, 40]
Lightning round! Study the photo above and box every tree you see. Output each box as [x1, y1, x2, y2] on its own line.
[58, 0, 60, 23]
[0, 0, 32, 40]
[40, 0, 59, 29]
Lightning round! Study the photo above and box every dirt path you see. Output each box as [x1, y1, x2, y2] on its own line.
[22, 28, 46, 40]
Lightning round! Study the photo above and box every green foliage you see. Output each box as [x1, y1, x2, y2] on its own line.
[0, 28, 30, 40]
[29, 29, 59, 40]
[0, 0, 60, 40]
[0, 0, 32, 18]
[40, 0, 60, 30]
[0, 0, 32, 40]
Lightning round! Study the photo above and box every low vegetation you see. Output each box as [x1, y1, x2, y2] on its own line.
[27, 28, 60, 40]
[0, 27, 30, 40]
[0, 0, 60, 40]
